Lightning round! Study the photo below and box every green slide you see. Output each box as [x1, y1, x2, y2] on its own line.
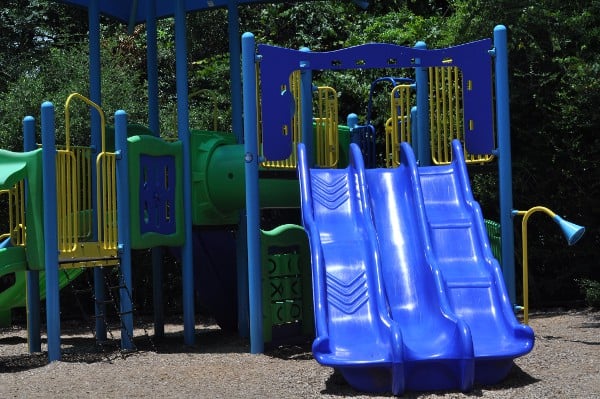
[0, 242, 84, 327]
[0, 148, 83, 326]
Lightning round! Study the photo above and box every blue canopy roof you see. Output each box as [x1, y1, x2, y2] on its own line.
[56, 0, 369, 26]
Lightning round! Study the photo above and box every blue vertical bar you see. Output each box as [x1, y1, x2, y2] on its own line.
[176, 0, 196, 345]
[242, 32, 263, 354]
[229, 2, 249, 338]
[300, 47, 314, 167]
[228, 2, 243, 142]
[23, 116, 41, 353]
[146, 0, 165, 340]
[414, 41, 430, 166]
[41, 102, 61, 362]
[494, 25, 516, 305]
[115, 110, 134, 350]
[88, 0, 107, 342]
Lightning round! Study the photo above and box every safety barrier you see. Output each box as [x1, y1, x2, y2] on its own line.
[58, 93, 118, 268]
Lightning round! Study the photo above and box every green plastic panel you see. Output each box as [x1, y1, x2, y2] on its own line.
[128, 135, 184, 249]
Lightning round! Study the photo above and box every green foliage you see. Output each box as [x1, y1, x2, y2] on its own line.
[0, 38, 147, 150]
[576, 279, 600, 308]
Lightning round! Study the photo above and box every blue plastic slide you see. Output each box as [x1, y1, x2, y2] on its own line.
[297, 140, 533, 395]
[418, 140, 534, 384]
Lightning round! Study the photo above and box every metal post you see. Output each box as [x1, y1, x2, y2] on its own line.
[115, 110, 134, 350]
[300, 47, 314, 167]
[242, 32, 263, 353]
[414, 41, 430, 166]
[494, 25, 516, 305]
[41, 102, 61, 362]
[88, 0, 107, 342]
[175, 0, 196, 345]
[145, 0, 165, 340]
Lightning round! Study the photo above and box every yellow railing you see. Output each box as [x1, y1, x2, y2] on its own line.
[60, 93, 118, 260]
[56, 149, 79, 253]
[96, 151, 117, 250]
[314, 86, 339, 167]
[0, 182, 26, 246]
[386, 84, 413, 167]
[428, 66, 494, 165]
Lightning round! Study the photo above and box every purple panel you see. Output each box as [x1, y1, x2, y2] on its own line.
[139, 154, 176, 235]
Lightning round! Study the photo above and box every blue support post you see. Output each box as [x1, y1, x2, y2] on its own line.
[88, 0, 107, 342]
[41, 102, 61, 362]
[23, 116, 41, 353]
[300, 47, 314, 167]
[175, 0, 196, 345]
[229, 2, 250, 338]
[115, 110, 135, 350]
[242, 32, 263, 353]
[414, 41, 430, 166]
[145, 0, 165, 340]
[494, 25, 517, 305]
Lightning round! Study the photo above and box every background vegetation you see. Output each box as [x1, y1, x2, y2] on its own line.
[0, 0, 597, 309]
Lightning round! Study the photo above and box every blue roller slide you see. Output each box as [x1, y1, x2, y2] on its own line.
[419, 140, 534, 384]
[297, 140, 533, 395]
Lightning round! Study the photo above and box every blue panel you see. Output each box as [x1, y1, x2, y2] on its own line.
[259, 39, 495, 160]
[139, 154, 177, 235]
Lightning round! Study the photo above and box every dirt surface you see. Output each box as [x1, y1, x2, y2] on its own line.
[0, 309, 598, 398]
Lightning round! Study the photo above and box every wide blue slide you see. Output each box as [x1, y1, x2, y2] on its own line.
[297, 140, 533, 395]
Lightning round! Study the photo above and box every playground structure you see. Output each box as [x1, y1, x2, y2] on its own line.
[0, 0, 587, 395]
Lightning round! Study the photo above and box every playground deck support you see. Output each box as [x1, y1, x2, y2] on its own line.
[242, 32, 264, 354]
[144, 0, 166, 340]
[414, 41, 430, 166]
[175, 0, 196, 346]
[493, 25, 517, 305]
[115, 110, 135, 350]
[88, 0, 108, 343]
[24, 116, 41, 354]
[41, 102, 61, 362]
[300, 47, 314, 168]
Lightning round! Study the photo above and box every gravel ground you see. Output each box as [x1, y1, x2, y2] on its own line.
[0, 309, 598, 398]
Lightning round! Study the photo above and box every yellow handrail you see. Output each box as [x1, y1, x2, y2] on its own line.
[65, 92, 107, 152]
[513, 206, 557, 325]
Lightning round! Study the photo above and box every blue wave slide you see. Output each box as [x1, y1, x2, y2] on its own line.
[297, 140, 534, 395]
